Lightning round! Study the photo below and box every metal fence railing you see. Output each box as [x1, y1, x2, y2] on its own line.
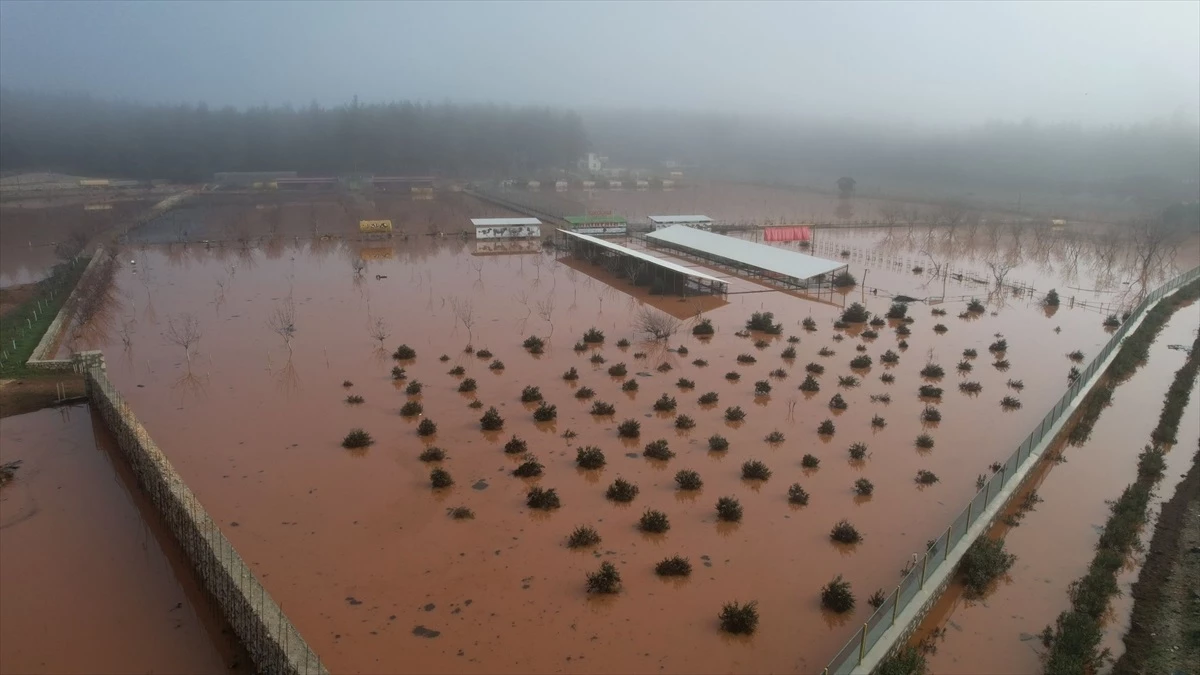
[823, 264, 1200, 674]
[87, 369, 327, 675]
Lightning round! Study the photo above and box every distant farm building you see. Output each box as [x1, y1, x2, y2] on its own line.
[472, 217, 542, 240]
[564, 215, 627, 236]
[649, 215, 713, 231]
[371, 176, 434, 192]
[275, 177, 337, 191]
[213, 171, 297, 187]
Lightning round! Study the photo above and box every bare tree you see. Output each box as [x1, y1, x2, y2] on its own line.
[351, 257, 367, 277]
[985, 259, 1018, 290]
[119, 316, 136, 350]
[635, 307, 681, 340]
[536, 296, 556, 336]
[451, 297, 477, 344]
[367, 316, 391, 346]
[267, 296, 298, 354]
[165, 313, 202, 368]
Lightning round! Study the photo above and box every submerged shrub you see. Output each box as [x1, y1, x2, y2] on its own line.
[345, 394, 364, 404]
[447, 506, 474, 520]
[915, 433, 935, 449]
[736, 353, 757, 364]
[692, 318, 715, 336]
[725, 371, 742, 382]
[419, 447, 446, 462]
[830, 520, 862, 543]
[718, 600, 759, 634]
[895, 324, 912, 337]
[576, 446, 606, 469]
[868, 589, 887, 609]
[607, 362, 627, 377]
[618, 419, 641, 438]
[885, 302, 909, 320]
[430, 468, 454, 488]
[532, 402, 557, 421]
[781, 345, 797, 359]
[742, 460, 772, 480]
[870, 316, 886, 327]
[677, 378, 696, 389]
[575, 386, 596, 399]
[822, 575, 856, 612]
[806, 362, 826, 375]
[698, 391, 719, 405]
[526, 486, 561, 510]
[817, 419, 836, 435]
[716, 496, 744, 522]
[655, 555, 693, 576]
[567, 525, 601, 548]
[480, 406, 505, 430]
[520, 385, 543, 402]
[754, 339, 770, 349]
[803, 317, 818, 331]
[880, 349, 900, 364]
[1000, 396, 1022, 409]
[838, 375, 860, 388]
[801, 454, 821, 468]
[448, 365, 465, 376]
[503, 435, 528, 454]
[765, 430, 785, 444]
[606, 477, 639, 502]
[920, 385, 945, 399]
[573, 341, 587, 352]
[850, 355, 873, 369]
[692, 358, 709, 367]
[457, 378, 477, 392]
[621, 379, 639, 391]
[616, 338, 631, 348]
[871, 414, 887, 428]
[653, 393, 677, 411]
[489, 359, 505, 371]
[933, 323, 948, 333]
[585, 561, 621, 593]
[582, 327, 605, 343]
[725, 406, 747, 422]
[393, 344, 417, 360]
[512, 455, 544, 477]
[755, 380, 773, 396]
[854, 478, 875, 496]
[476, 348, 493, 359]
[522, 335, 545, 351]
[829, 393, 848, 410]
[960, 537, 1016, 598]
[675, 469, 703, 490]
[841, 302, 871, 323]
[993, 359, 1011, 370]
[967, 298, 985, 313]
[848, 443, 867, 460]
[746, 311, 783, 334]
[818, 347, 836, 357]
[989, 338, 1008, 353]
[1007, 379, 1025, 390]
[675, 414, 696, 430]
[799, 374, 821, 392]
[392, 366, 408, 380]
[1043, 289, 1060, 307]
[920, 363, 945, 378]
[916, 470, 940, 485]
[921, 405, 942, 423]
[1068, 350, 1085, 362]
[1103, 314, 1120, 328]
[788, 483, 810, 505]
[643, 439, 675, 461]
[342, 429, 374, 448]
[959, 381, 983, 393]
[708, 434, 730, 451]
[639, 509, 670, 533]
[963, 348, 978, 359]
[562, 366, 579, 381]
[871, 393, 892, 403]
[588, 400, 614, 416]
[590, 353, 606, 364]
[417, 418, 438, 436]
[770, 367, 788, 379]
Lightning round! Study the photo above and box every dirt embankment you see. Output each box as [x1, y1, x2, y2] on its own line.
[1115, 440, 1200, 675]
[0, 376, 86, 419]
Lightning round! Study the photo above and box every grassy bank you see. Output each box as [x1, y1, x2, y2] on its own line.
[0, 257, 89, 378]
[1043, 331, 1200, 673]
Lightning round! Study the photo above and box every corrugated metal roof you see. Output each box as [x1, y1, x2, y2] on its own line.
[471, 218, 543, 227]
[648, 215, 713, 224]
[646, 225, 845, 280]
[557, 229, 725, 284]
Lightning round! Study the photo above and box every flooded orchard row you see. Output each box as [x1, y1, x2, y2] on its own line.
[0, 405, 246, 674]
[911, 303, 1200, 674]
[53, 223, 1150, 673]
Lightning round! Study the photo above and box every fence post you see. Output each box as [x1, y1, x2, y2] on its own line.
[858, 622, 868, 664]
[944, 525, 952, 559]
[919, 553, 929, 590]
[966, 500, 973, 530]
[891, 585, 901, 626]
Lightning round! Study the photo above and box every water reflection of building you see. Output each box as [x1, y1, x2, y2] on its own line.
[472, 240, 542, 256]
[555, 253, 729, 320]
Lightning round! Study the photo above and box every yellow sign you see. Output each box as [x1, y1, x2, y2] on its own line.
[359, 247, 394, 260]
[359, 219, 393, 233]
[79, 179, 110, 187]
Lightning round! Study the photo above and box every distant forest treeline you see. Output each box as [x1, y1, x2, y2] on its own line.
[0, 90, 588, 181]
[585, 110, 1200, 213]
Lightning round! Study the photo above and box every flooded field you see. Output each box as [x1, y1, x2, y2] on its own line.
[0, 404, 244, 674]
[51, 213, 1191, 673]
[910, 303, 1200, 673]
[0, 198, 156, 288]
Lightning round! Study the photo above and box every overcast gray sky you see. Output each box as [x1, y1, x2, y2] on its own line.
[1, 0, 1197, 126]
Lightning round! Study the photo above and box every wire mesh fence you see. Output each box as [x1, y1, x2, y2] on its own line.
[86, 369, 327, 675]
[822, 264, 1200, 674]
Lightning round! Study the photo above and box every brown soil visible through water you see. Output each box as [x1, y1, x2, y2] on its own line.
[55, 220, 1193, 672]
[0, 404, 246, 674]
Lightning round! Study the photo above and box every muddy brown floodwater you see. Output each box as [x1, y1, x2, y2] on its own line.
[909, 303, 1200, 673]
[58, 223, 1189, 673]
[0, 404, 245, 674]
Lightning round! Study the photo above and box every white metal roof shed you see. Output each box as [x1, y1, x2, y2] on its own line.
[648, 215, 713, 225]
[471, 217, 543, 227]
[646, 225, 844, 280]
[557, 229, 726, 285]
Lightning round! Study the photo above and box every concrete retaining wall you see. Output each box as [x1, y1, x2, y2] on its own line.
[25, 250, 109, 369]
[86, 368, 327, 675]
